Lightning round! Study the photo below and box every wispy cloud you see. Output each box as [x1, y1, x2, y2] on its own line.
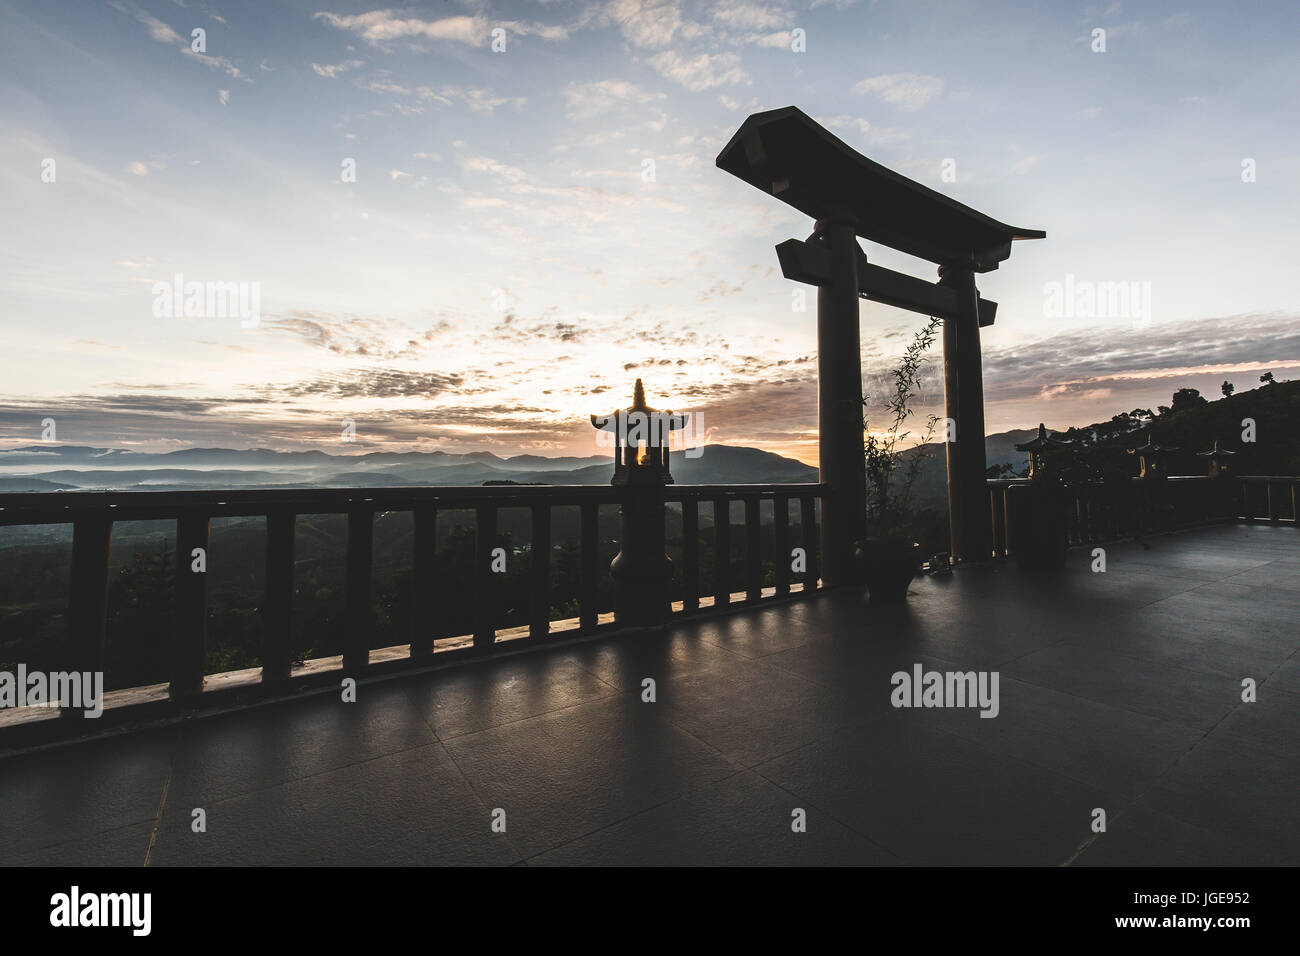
[854, 72, 943, 109]
[312, 58, 364, 78]
[648, 50, 748, 91]
[111, 0, 246, 78]
[564, 79, 666, 120]
[314, 10, 569, 46]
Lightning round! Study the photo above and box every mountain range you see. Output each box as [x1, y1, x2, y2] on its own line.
[0, 442, 828, 492]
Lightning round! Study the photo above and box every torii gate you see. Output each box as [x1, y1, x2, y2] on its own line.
[716, 106, 1045, 583]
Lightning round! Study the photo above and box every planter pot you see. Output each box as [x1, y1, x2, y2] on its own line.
[854, 539, 921, 603]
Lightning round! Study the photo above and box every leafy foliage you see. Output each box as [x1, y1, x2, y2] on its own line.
[862, 315, 942, 542]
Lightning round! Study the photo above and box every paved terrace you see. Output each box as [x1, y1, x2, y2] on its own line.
[2, 524, 1296, 866]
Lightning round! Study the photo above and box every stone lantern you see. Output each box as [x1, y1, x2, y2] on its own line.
[1007, 423, 1071, 569]
[1015, 422, 1070, 480]
[1197, 439, 1235, 478]
[591, 379, 686, 486]
[591, 380, 686, 626]
[1196, 439, 1238, 520]
[1129, 432, 1178, 479]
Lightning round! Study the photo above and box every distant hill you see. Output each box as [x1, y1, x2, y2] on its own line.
[0, 442, 816, 492]
[0, 476, 79, 492]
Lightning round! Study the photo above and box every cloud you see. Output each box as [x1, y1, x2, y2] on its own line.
[285, 369, 465, 400]
[819, 114, 910, 147]
[709, 1, 791, 31]
[359, 78, 525, 114]
[977, 313, 1300, 404]
[313, 10, 567, 46]
[854, 72, 943, 109]
[262, 311, 444, 360]
[648, 50, 748, 91]
[109, 0, 181, 42]
[601, 0, 699, 49]
[564, 79, 666, 120]
[217, 89, 229, 105]
[742, 30, 794, 48]
[111, 0, 245, 78]
[312, 58, 364, 78]
[358, 77, 411, 95]
[184, 48, 243, 78]
[426, 86, 525, 114]
[461, 155, 529, 182]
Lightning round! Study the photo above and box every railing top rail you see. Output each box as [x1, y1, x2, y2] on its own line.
[666, 483, 825, 500]
[0, 482, 826, 525]
[985, 475, 1298, 486]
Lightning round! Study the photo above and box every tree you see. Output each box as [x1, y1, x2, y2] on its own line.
[1170, 387, 1208, 414]
[1221, 381, 1234, 397]
[1261, 371, 1276, 385]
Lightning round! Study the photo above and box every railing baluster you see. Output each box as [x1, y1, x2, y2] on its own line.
[997, 487, 1009, 554]
[262, 510, 295, 683]
[989, 486, 1005, 556]
[66, 515, 112, 717]
[1267, 482, 1278, 523]
[744, 496, 762, 602]
[800, 496, 820, 591]
[411, 506, 436, 659]
[530, 503, 551, 640]
[773, 494, 790, 596]
[172, 511, 210, 701]
[682, 499, 699, 612]
[473, 505, 498, 649]
[344, 506, 373, 670]
[714, 497, 730, 608]
[580, 501, 598, 631]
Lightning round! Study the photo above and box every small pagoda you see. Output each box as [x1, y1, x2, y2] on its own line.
[591, 379, 687, 486]
[1197, 439, 1236, 478]
[1014, 423, 1070, 480]
[1129, 432, 1179, 479]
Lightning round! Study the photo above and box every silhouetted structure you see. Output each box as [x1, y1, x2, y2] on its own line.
[590, 378, 686, 485]
[1130, 432, 1178, 479]
[717, 106, 1045, 571]
[1198, 439, 1236, 478]
[1015, 423, 1070, 480]
[592, 380, 684, 625]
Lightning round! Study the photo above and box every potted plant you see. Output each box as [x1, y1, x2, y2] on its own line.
[856, 316, 941, 602]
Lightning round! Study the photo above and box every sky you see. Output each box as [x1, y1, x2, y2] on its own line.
[1, 0, 1298, 466]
